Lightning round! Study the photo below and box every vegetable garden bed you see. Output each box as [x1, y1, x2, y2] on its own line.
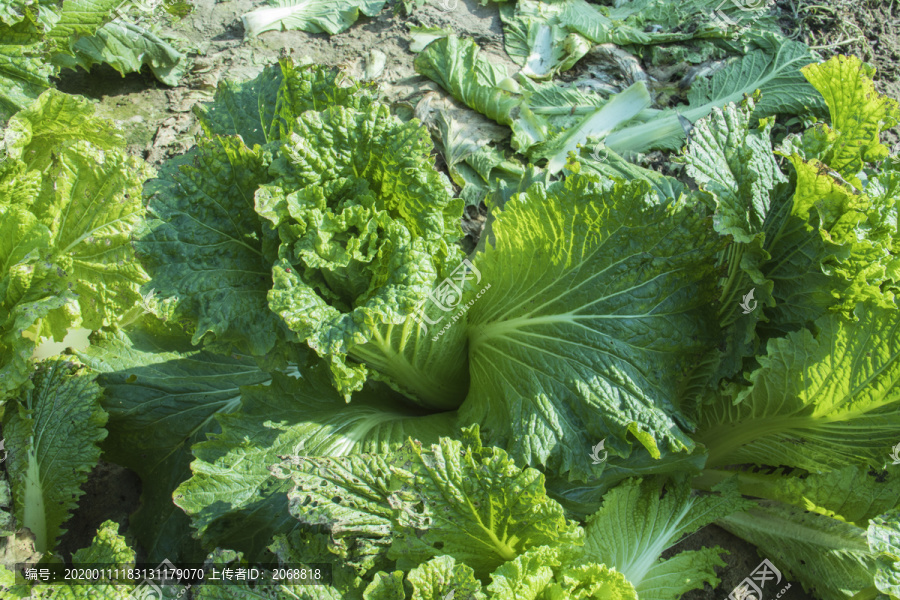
[2, 1, 900, 599]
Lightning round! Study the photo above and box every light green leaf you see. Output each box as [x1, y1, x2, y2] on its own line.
[280, 453, 397, 574]
[195, 60, 374, 147]
[554, 0, 776, 46]
[32, 142, 150, 335]
[406, 555, 485, 600]
[498, 0, 590, 79]
[71, 520, 136, 566]
[44, 0, 125, 41]
[4, 88, 123, 171]
[193, 580, 342, 600]
[408, 25, 451, 53]
[65, 20, 187, 87]
[635, 547, 727, 600]
[3, 358, 107, 553]
[868, 511, 900, 597]
[32, 521, 137, 598]
[0, 202, 61, 404]
[486, 545, 560, 600]
[176, 361, 455, 561]
[263, 102, 465, 406]
[579, 477, 746, 599]
[0, 471, 14, 536]
[540, 80, 651, 174]
[604, 34, 823, 154]
[241, 0, 386, 38]
[464, 174, 723, 480]
[414, 36, 525, 136]
[698, 465, 900, 527]
[547, 562, 638, 600]
[790, 158, 891, 304]
[800, 55, 900, 182]
[363, 570, 405, 600]
[1, 90, 151, 342]
[0, 43, 53, 125]
[698, 305, 900, 471]
[387, 432, 583, 578]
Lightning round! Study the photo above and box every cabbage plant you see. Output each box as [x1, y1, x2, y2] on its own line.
[1, 54, 900, 600]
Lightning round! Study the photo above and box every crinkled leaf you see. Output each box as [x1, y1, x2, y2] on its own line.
[799, 55, 900, 182]
[44, 0, 126, 41]
[31, 141, 150, 336]
[387, 432, 583, 578]
[2, 358, 107, 553]
[868, 511, 900, 597]
[579, 477, 747, 598]
[263, 102, 465, 405]
[363, 570, 405, 600]
[463, 174, 723, 480]
[486, 545, 560, 600]
[707, 465, 900, 527]
[195, 60, 374, 147]
[0, 44, 53, 124]
[71, 520, 136, 566]
[698, 305, 900, 471]
[139, 136, 285, 357]
[405, 555, 485, 600]
[547, 562, 638, 600]
[0, 202, 61, 403]
[176, 362, 455, 561]
[4, 88, 123, 171]
[0, 471, 14, 536]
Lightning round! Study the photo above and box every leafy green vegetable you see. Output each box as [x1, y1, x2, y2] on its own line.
[141, 60, 467, 408]
[0, 0, 185, 120]
[5, 13, 900, 598]
[698, 304, 900, 472]
[0, 90, 150, 404]
[61, 20, 188, 87]
[464, 174, 722, 480]
[175, 362, 456, 560]
[576, 477, 751, 600]
[415, 33, 823, 160]
[241, 0, 386, 38]
[497, 0, 591, 79]
[75, 321, 273, 563]
[718, 502, 900, 600]
[2, 359, 107, 553]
